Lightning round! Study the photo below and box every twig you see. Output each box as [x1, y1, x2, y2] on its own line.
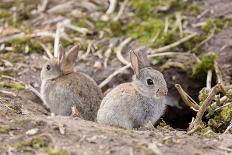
[224, 121, 232, 134]
[175, 12, 183, 37]
[211, 96, 228, 107]
[150, 33, 198, 53]
[175, 84, 200, 111]
[114, 0, 128, 21]
[99, 64, 130, 88]
[188, 84, 221, 134]
[194, 28, 215, 50]
[197, 9, 209, 19]
[215, 102, 232, 112]
[106, 0, 117, 15]
[148, 52, 190, 58]
[39, 42, 53, 59]
[164, 17, 169, 33]
[80, 41, 93, 60]
[104, 42, 115, 68]
[206, 70, 212, 90]
[65, 24, 89, 35]
[0, 32, 25, 44]
[37, 0, 48, 13]
[214, 60, 224, 85]
[0, 90, 17, 97]
[1, 75, 50, 112]
[116, 38, 132, 65]
[54, 25, 62, 57]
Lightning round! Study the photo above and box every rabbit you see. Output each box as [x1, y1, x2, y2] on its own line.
[40, 45, 103, 121]
[97, 48, 168, 129]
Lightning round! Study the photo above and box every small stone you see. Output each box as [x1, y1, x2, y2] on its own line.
[26, 128, 39, 136]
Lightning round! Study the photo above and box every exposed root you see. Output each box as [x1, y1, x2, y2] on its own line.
[99, 64, 130, 88]
[115, 38, 132, 65]
[114, 0, 128, 21]
[106, 0, 117, 15]
[150, 33, 198, 53]
[188, 84, 221, 134]
[175, 84, 200, 111]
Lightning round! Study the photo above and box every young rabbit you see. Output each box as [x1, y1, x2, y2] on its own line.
[97, 48, 168, 129]
[40, 45, 103, 121]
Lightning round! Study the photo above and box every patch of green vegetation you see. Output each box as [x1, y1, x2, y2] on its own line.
[183, 34, 207, 53]
[47, 148, 70, 155]
[128, 18, 164, 44]
[0, 125, 11, 134]
[0, 52, 24, 64]
[208, 105, 232, 133]
[158, 119, 173, 130]
[130, 0, 187, 19]
[0, 81, 25, 90]
[193, 52, 217, 79]
[186, 3, 200, 16]
[0, 9, 12, 18]
[226, 89, 232, 98]
[201, 18, 232, 33]
[7, 37, 42, 53]
[14, 135, 50, 150]
[198, 87, 209, 102]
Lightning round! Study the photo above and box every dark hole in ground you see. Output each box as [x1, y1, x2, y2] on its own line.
[161, 69, 217, 130]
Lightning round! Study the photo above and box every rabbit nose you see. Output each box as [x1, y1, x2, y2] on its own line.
[156, 89, 167, 96]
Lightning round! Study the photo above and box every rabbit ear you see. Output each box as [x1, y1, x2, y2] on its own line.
[58, 45, 65, 64]
[65, 45, 79, 65]
[130, 48, 150, 76]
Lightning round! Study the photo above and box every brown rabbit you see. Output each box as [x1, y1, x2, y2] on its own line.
[40, 45, 103, 121]
[97, 48, 168, 129]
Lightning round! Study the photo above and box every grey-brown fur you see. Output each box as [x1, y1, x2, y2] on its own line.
[40, 45, 103, 121]
[97, 48, 168, 129]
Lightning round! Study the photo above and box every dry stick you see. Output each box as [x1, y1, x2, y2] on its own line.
[150, 32, 198, 53]
[175, 12, 183, 37]
[214, 60, 224, 85]
[65, 24, 89, 35]
[106, 0, 117, 15]
[175, 84, 200, 111]
[206, 70, 212, 90]
[0, 32, 24, 44]
[37, 0, 48, 13]
[116, 38, 132, 65]
[1, 75, 50, 112]
[215, 102, 232, 112]
[114, 0, 128, 21]
[164, 17, 169, 33]
[54, 25, 62, 57]
[99, 64, 130, 88]
[148, 52, 190, 58]
[224, 121, 232, 134]
[39, 42, 53, 59]
[188, 84, 221, 134]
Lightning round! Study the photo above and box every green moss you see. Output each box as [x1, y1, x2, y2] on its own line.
[128, 18, 164, 44]
[47, 148, 70, 155]
[0, 81, 25, 90]
[183, 34, 207, 53]
[0, 125, 11, 134]
[201, 18, 232, 33]
[226, 89, 232, 98]
[193, 52, 216, 79]
[155, 31, 179, 47]
[186, 3, 200, 16]
[14, 136, 49, 150]
[198, 87, 209, 102]
[0, 9, 12, 18]
[208, 106, 232, 133]
[158, 119, 173, 130]
[130, 0, 187, 19]
[7, 37, 42, 53]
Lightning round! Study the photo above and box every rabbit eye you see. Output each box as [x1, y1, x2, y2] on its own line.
[46, 65, 51, 71]
[146, 78, 154, 85]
